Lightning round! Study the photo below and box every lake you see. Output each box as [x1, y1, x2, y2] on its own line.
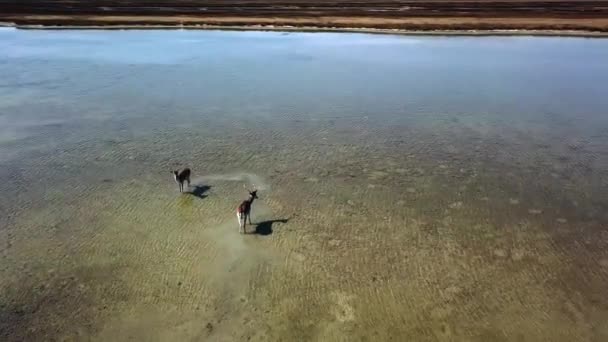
[1, 28, 608, 341]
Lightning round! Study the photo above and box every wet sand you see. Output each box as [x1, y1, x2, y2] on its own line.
[1, 30, 608, 341]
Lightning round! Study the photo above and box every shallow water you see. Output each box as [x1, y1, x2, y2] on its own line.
[1, 28, 608, 341]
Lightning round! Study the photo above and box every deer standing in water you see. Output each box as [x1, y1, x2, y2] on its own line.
[237, 188, 258, 234]
[172, 168, 191, 193]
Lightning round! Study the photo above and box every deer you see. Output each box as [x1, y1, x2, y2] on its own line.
[237, 187, 258, 234]
[172, 168, 191, 193]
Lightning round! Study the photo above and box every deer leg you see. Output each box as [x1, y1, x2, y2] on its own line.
[186, 177, 191, 189]
[237, 213, 243, 233]
[248, 214, 252, 225]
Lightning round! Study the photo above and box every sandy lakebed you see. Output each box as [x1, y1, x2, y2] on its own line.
[1, 29, 608, 341]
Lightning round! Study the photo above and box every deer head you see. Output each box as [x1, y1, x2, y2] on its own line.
[244, 184, 259, 200]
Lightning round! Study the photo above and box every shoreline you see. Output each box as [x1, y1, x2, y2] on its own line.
[2, 21, 608, 38]
[2, 1, 607, 37]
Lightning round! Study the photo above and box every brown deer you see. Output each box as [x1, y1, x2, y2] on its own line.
[236, 188, 258, 234]
[172, 168, 191, 193]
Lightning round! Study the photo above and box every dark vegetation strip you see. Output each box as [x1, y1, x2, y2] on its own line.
[1, 0, 608, 17]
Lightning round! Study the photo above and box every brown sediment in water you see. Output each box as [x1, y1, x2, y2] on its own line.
[1, 0, 608, 35]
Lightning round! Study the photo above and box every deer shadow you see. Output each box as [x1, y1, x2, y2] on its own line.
[253, 218, 289, 236]
[188, 185, 211, 199]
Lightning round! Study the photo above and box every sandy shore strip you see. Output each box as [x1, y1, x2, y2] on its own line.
[3, 0, 608, 36]
[2, 21, 608, 37]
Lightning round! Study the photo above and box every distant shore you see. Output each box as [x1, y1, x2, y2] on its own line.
[2, 21, 608, 38]
[1, 1, 608, 36]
